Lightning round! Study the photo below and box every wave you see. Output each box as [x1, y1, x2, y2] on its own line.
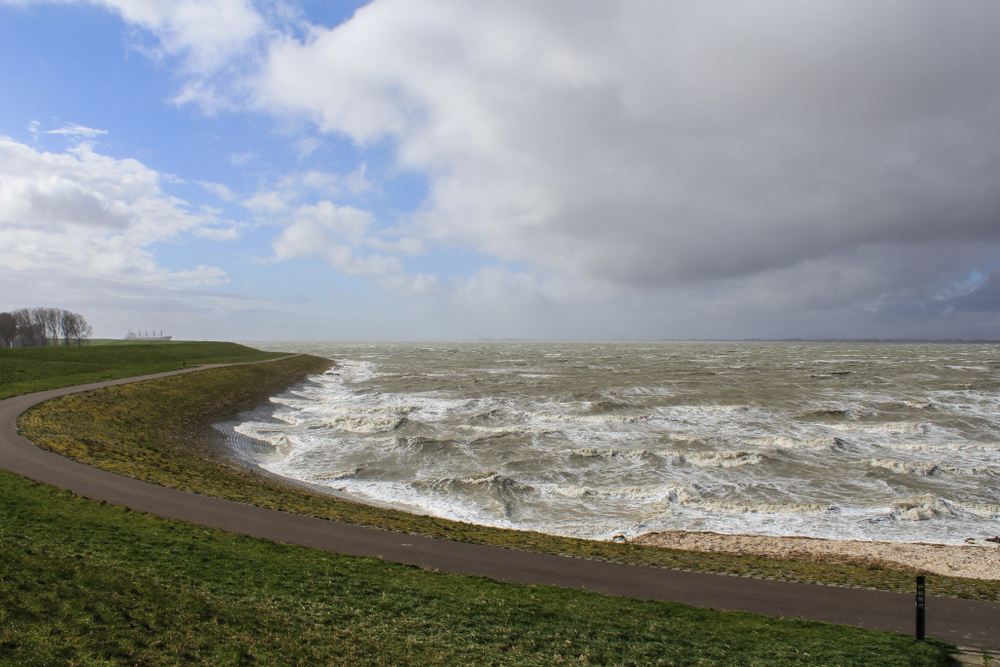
[584, 400, 634, 415]
[831, 422, 930, 435]
[423, 472, 534, 520]
[451, 471, 531, 492]
[882, 441, 1000, 453]
[952, 501, 1000, 518]
[890, 495, 955, 521]
[391, 436, 461, 454]
[866, 458, 997, 477]
[536, 412, 651, 425]
[469, 408, 510, 424]
[799, 408, 854, 419]
[548, 483, 834, 515]
[867, 458, 940, 476]
[321, 413, 410, 433]
[743, 436, 846, 451]
[301, 468, 360, 483]
[231, 425, 299, 456]
[571, 447, 653, 460]
[686, 499, 835, 515]
[662, 449, 765, 467]
[871, 495, 1000, 522]
[550, 483, 700, 503]
[570, 447, 764, 467]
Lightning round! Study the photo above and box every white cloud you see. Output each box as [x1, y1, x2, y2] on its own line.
[266, 198, 438, 298]
[193, 225, 241, 241]
[241, 165, 373, 214]
[253, 0, 1000, 319]
[0, 135, 230, 287]
[376, 272, 444, 299]
[196, 180, 235, 201]
[95, 0, 265, 75]
[271, 202, 399, 275]
[242, 189, 288, 214]
[227, 150, 258, 166]
[45, 123, 108, 139]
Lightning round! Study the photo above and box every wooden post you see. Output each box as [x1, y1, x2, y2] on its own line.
[915, 575, 926, 641]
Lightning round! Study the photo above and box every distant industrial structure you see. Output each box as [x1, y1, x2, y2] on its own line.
[124, 329, 172, 341]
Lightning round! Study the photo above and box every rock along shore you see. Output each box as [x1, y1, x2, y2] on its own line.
[632, 530, 1000, 580]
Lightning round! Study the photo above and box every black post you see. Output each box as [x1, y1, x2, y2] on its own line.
[915, 575, 926, 641]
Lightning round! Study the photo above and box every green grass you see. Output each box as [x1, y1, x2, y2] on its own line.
[0, 470, 954, 666]
[0, 341, 287, 399]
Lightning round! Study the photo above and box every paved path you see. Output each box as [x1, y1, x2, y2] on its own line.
[2, 366, 998, 652]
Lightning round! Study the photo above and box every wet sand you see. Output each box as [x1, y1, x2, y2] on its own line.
[632, 530, 1000, 580]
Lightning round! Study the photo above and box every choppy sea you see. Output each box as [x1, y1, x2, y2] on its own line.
[216, 341, 1000, 545]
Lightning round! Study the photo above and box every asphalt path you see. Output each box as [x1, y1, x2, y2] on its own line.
[1, 365, 998, 651]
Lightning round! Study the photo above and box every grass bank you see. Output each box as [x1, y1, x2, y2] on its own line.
[0, 341, 287, 400]
[0, 470, 953, 666]
[16, 356, 1000, 604]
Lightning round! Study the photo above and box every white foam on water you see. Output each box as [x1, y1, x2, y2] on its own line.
[663, 449, 766, 467]
[549, 482, 701, 503]
[867, 458, 941, 476]
[866, 457, 998, 477]
[830, 422, 931, 435]
[742, 436, 845, 450]
[228, 340, 1000, 545]
[572, 447, 654, 460]
[684, 498, 835, 514]
[883, 441, 1000, 452]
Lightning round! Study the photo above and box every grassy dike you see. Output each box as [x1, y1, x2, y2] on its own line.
[0, 341, 288, 400]
[2, 346, 959, 665]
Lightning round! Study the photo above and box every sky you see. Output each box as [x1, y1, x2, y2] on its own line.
[1, 1, 999, 341]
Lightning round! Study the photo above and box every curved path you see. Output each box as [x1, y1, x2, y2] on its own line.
[2, 366, 998, 652]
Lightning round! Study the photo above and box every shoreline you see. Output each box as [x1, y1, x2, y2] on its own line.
[632, 529, 1000, 581]
[211, 397, 1000, 583]
[13, 355, 999, 607]
[211, 418, 1000, 582]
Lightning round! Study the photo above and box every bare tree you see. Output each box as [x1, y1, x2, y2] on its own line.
[5, 307, 93, 347]
[43, 308, 62, 346]
[65, 312, 93, 346]
[0, 312, 16, 348]
[30, 307, 49, 347]
[58, 310, 76, 346]
[12, 309, 40, 347]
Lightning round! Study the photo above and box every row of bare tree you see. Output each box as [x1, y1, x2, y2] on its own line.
[0, 308, 93, 348]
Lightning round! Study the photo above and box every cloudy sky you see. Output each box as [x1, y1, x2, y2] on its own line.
[2, 1, 999, 341]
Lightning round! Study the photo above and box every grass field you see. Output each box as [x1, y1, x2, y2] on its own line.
[2, 344, 961, 665]
[0, 471, 955, 666]
[0, 341, 287, 399]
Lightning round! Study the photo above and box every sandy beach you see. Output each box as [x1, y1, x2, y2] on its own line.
[631, 530, 1000, 581]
